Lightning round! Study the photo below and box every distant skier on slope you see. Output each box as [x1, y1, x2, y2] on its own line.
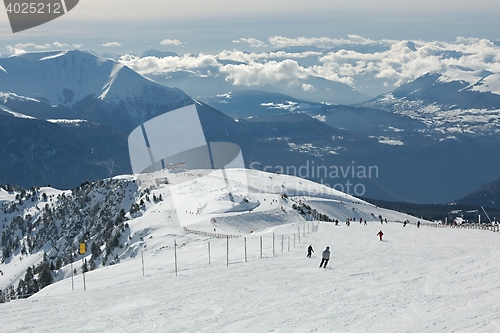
[319, 246, 330, 268]
[377, 230, 384, 241]
[417, 221, 420, 228]
[307, 245, 314, 258]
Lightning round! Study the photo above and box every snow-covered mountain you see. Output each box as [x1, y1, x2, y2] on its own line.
[1, 50, 500, 204]
[362, 66, 500, 135]
[3, 169, 500, 332]
[0, 50, 193, 132]
[0, 168, 428, 299]
[0, 50, 204, 189]
[203, 89, 426, 136]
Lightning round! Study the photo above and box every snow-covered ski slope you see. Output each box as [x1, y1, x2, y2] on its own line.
[3, 221, 500, 332]
[2, 169, 500, 332]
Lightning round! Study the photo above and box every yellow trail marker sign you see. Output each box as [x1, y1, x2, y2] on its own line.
[79, 243, 86, 255]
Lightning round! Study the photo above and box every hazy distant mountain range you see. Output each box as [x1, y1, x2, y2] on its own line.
[144, 69, 371, 105]
[0, 50, 500, 205]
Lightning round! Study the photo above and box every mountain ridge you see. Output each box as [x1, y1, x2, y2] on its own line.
[456, 177, 500, 209]
[0, 50, 193, 132]
[1, 50, 500, 204]
[362, 68, 500, 136]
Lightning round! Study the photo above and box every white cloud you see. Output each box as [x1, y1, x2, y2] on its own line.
[5, 42, 52, 55]
[117, 36, 500, 94]
[160, 39, 183, 46]
[5, 46, 25, 56]
[53, 42, 70, 48]
[15, 42, 52, 49]
[311, 37, 500, 88]
[301, 84, 316, 92]
[101, 42, 122, 47]
[4, 42, 82, 55]
[219, 59, 310, 87]
[233, 38, 267, 48]
[268, 35, 377, 48]
[119, 50, 329, 87]
[119, 53, 220, 74]
[216, 49, 321, 64]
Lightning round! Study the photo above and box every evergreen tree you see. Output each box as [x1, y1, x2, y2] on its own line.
[38, 264, 53, 289]
[56, 258, 62, 270]
[91, 242, 102, 260]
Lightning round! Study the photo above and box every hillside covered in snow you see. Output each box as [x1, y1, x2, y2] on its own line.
[363, 67, 500, 136]
[1, 169, 500, 331]
[0, 169, 426, 298]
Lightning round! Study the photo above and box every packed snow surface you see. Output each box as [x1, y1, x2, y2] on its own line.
[2, 223, 500, 331]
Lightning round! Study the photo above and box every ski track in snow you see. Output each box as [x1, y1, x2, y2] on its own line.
[2, 221, 500, 332]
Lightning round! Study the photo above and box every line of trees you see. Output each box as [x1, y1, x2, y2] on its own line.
[362, 198, 500, 222]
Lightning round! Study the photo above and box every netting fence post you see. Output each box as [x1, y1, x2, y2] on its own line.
[244, 237, 247, 262]
[141, 250, 145, 276]
[174, 239, 178, 276]
[273, 233, 275, 257]
[82, 258, 86, 291]
[260, 236, 263, 258]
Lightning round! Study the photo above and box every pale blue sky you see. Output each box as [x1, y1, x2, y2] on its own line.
[0, 0, 499, 55]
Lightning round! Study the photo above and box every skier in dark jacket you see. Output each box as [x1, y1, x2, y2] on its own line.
[319, 246, 330, 268]
[377, 230, 384, 241]
[307, 245, 314, 258]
